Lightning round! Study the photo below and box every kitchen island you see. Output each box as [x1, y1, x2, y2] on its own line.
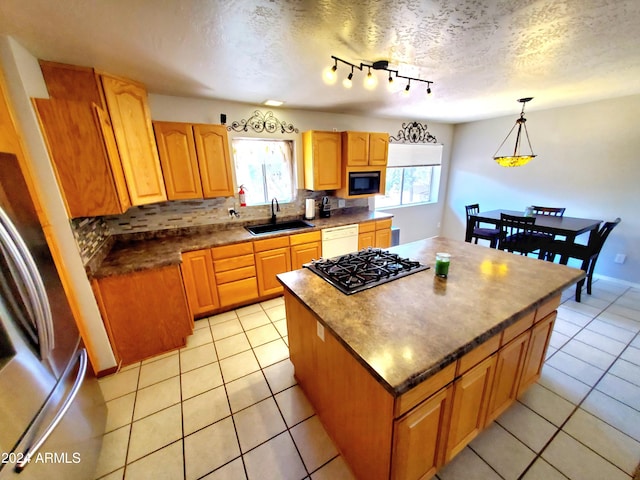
[276, 237, 585, 480]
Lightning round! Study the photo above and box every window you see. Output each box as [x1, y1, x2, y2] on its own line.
[232, 139, 295, 205]
[375, 144, 443, 209]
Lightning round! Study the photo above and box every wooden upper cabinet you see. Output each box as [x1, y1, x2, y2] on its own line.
[100, 74, 167, 205]
[33, 98, 130, 217]
[193, 124, 234, 198]
[153, 121, 203, 200]
[369, 132, 389, 166]
[39, 60, 104, 104]
[342, 131, 369, 166]
[302, 131, 341, 190]
[342, 131, 389, 167]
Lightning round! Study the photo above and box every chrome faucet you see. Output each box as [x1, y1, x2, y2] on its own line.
[271, 197, 280, 224]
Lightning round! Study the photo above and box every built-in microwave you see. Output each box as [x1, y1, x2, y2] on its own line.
[348, 170, 381, 196]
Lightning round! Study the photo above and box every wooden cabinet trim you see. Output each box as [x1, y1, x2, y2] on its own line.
[501, 311, 535, 346]
[359, 221, 376, 233]
[375, 218, 393, 230]
[535, 294, 561, 322]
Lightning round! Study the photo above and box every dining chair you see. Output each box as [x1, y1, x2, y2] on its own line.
[531, 206, 566, 217]
[465, 204, 500, 248]
[543, 217, 621, 302]
[497, 213, 538, 255]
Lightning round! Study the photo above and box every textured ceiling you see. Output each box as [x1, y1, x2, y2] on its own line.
[1, 0, 639, 122]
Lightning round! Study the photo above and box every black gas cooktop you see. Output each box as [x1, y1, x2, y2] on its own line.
[304, 248, 430, 295]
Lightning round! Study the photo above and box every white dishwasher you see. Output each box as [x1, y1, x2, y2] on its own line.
[321, 224, 359, 258]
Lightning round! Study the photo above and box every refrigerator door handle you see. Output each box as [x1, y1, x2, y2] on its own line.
[0, 207, 55, 360]
[14, 348, 88, 472]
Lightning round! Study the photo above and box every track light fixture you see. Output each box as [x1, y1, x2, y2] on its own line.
[326, 55, 433, 96]
[493, 97, 537, 167]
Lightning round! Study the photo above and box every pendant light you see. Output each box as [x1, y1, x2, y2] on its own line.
[493, 97, 537, 167]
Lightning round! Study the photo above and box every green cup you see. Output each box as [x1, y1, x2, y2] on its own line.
[435, 252, 451, 278]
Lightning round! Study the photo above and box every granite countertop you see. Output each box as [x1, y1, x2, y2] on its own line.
[276, 236, 585, 396]
[93, 209, 393, 278]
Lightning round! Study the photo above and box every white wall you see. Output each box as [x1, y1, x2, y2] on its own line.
[442, 95, 640, 284]
[150, 94, 454, 243]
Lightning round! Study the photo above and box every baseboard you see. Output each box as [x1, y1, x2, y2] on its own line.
[593, 274, 640, 289]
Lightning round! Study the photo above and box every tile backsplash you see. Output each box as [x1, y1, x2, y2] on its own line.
[71, 191, 368, 265]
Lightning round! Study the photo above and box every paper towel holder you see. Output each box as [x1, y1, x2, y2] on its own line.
[304, 198, 316, 220]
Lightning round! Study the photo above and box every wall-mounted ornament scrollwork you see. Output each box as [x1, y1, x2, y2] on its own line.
[389, 121, 437, 144]
[227, 110, 299, 134]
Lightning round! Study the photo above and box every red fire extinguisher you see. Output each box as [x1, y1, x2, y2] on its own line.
[238, 185, 246, 207]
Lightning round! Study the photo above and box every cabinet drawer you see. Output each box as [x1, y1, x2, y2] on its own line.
[535, 294, 561, 322]
[212, 242, 254, 260]
[456, 334, 500, 377]
[218, 277, 259, 307]
[213, 253, 255, 273]
[395, 362, 456, 418]
[501, 311, 534, 345]
[359, 221, 376, 233]
[254, 236, 289, 252]
[215, 265, 256, 284]
[376, 218, 392, 230]
[290, 230, 321, 245]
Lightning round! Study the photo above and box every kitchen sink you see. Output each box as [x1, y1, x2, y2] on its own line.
[245, 220, 315, 236]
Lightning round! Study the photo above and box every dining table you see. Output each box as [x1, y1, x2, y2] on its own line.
[466, 209, 603, 263]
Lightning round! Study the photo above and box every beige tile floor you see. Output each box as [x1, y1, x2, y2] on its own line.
[95, 279, 640, 480]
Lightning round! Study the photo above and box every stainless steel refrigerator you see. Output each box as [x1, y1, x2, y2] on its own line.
[0, 151, 106, 479]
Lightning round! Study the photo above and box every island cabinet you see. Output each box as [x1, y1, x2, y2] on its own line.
[254, 237, 291, 297]
[180, 249, 220, 317]
[302, 130, 341, 190]
[212, 242, 259, 308]
[290, 231, 322, 269]
[282, 289, 561, 480]
[342, 131, 389, 166]
[35, 61, 166, 217]
[359, 219, 393, 249]
[92, 265, 193, 366]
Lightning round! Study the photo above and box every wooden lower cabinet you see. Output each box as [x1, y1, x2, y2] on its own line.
[290, 231, 322, 269]
[518, 312, 556, 395]
[391, 386, 452, 480]
[445, 354, 496, 461]
[181, 249, 219, 317]
[359, 219, 393, 249]
[485, 331, 530, 423]
[93, 265, 193, 366]
[212, 242, 259, 307]
[284, 291, 561, 480]
[254, 237, 291, 297]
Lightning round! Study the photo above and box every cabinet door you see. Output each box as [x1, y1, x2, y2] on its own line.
[101, 74, 167, 205]
[303, 131, 341, 190]
[33, 98, 128, 217]
[153, 121, 203, 200]
[255, 247, 292, 296]
[359, 232, 376, 250]
[343, 131, 369, 167]
[193, 124, 234, 198]
[290, 242, 321, 270]
[181, 250, 219, 316]
[446, 354, 496, 461]
[485, 331, 530, 424]
[518, 312, 556, 396]
[391, 386, 452, 480]
[369, 133, 389, 166]
[375, 228, 392, 249]
[95, 265, 192, 366]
